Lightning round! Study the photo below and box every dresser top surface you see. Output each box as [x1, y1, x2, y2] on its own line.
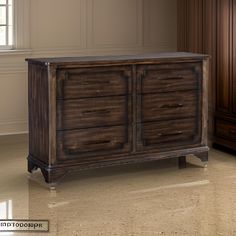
[26, 52, 208, 66]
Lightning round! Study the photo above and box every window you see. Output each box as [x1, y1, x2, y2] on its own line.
[0, 0, 13, 49]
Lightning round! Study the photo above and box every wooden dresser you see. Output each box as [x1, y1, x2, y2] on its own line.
[26, 52, 209, 184]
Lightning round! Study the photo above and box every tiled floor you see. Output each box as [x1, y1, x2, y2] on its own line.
[1, 134, 236, 235]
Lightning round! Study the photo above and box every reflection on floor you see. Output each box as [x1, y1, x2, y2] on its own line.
[1, 134, 236, 235]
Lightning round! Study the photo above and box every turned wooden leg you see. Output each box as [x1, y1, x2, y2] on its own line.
[178, 156, 187, 169]
[28, 159, 39, 173]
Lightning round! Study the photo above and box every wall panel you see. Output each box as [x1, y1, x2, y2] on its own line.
[87, 0, 142, 48]
[144, 0, 177, 50]
[0, 0, 177, 135]
[30, 0, 84, 50]
[0, 73, 28, 135]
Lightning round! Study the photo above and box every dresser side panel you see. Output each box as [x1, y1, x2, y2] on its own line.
[28, 63, 50, 164]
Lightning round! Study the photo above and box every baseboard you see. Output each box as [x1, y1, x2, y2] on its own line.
[0, 120, 28, 136]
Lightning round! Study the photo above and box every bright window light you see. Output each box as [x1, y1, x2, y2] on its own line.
[0, 0, 13, 49]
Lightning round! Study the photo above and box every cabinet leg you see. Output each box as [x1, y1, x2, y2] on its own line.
[41, 168, 67, 185]
[178, 156, 187, 169]
[28, 159, 38, 173]
[195, 151, 208, 168]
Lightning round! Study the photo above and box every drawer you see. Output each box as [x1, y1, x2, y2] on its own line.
[57, 96, 131, 130]
[57, 67, 131, 99]
[137, 118, 201, 151]
[57, 125, 131, 160]
[137, 62, 202, 94]
[215, 119, 236, 141]
[138, 91, 200, 122]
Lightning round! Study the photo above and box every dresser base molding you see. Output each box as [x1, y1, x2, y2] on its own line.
[28, 147, 209, 184]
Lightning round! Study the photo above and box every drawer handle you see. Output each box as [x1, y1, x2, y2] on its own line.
[79, 80, 111, 85]
[160, 103, 183, 109]
[157, 131, 183, 137]
[83, 140, 111, 145]
[83, 109, 111, 115]
[159, 76, 183, 81]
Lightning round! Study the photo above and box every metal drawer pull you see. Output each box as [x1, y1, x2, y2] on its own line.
[84, 140, 111, 145]
[83, 109, 110, 115]
[160, 103, 183, 109]
[157, 131, 183, 137]
[159, 76, 183, 81]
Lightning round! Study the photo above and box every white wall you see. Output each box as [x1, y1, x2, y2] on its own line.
[0, 0, 177, 135]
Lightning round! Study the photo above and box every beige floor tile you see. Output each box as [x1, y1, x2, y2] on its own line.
[1, 134, 236, 235]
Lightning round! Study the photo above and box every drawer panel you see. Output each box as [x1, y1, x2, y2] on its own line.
[137, 63, 202, 94]
[215, 118, 236, 141]
[57, 96, 130, 130]
[57, 125, 131, 160]
[57, 67, 131, 99]
[138, 91, 199, 122]
[137, 118, 201, 151]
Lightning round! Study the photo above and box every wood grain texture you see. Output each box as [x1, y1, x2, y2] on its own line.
[213, 0, 236, 149]
[215, 118, 236, 141]
[57, 95, 131, 130]
[57, 67, 131, 99]
[138, 91, 198, 122]
[203, 0, 217, 131]
[177, 0, 204, 53]
[232, 0, 236, 114]
[57, 125, 131, 161]
[27, 52, 209, 184]
[26, 52, 208, 65]
[202, 59, 209, 147]
[28, 63, 49, 165]
[216, 0, 232, 113]
[137, 118, 201, 152]
[137, 63, 201, 94]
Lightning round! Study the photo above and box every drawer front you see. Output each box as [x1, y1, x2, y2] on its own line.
[137, 62, 202, 94]
[57, 96, 130, 130]
[215, 119, 236, 141]
[138, 91, 199, 122]
[137, 118, 201, 151]
[57, 67, 131, 99]
[57, 125, 131, 160]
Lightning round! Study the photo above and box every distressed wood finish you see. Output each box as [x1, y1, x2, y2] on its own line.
[138, 92, 198, 122]
[137, 118, 201, 151]
[28, 64, 49, 166]
[137, 63, 201, 94]
[57, 125, 131, 161]
[57, 96, 131, 130]
[57, 67, 131, 99]
[26, 52, 209, 184]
